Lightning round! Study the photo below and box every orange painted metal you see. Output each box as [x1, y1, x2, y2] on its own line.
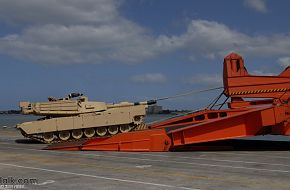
[44, 52, 290, 152]
[149, 109, 248, 129]
[168, 106, 275, 147]
[223, 53, 290, 103]
[81, 129, 171, 151]
[46, 129, 171, 152]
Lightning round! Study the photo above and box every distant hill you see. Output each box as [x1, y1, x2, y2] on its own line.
[0, 110, 21, 114]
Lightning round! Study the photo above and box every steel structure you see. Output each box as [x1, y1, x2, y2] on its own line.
[46, 53, 290, 151]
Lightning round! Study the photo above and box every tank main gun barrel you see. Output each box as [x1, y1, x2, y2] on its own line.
[107, 100, 157, 108]
[134, 100, 157, 105]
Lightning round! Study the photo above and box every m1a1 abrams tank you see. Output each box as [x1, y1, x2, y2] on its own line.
[16, 93, 156, 143]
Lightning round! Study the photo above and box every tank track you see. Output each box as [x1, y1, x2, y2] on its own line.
[21, 123, 149, 144]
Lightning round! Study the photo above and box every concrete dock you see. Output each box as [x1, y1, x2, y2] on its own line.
[1, 127, 290, 190]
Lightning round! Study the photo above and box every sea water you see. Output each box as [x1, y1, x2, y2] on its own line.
[0, 114, 40, 128]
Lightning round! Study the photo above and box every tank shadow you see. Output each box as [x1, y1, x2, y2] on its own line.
[172, 139, 290, 151]
[15, 138, 44, 144]
[14, 138, 290, 151]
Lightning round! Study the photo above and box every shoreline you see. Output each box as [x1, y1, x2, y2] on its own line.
[0, 110, 21, 114]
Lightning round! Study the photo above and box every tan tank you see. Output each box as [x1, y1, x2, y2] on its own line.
[16, 93, 156, 143]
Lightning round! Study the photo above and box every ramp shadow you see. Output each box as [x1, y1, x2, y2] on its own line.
[172, 139, 290, 151]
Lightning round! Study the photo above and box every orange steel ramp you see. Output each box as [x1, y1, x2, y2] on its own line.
[45, 129, 171, 152]
[168, 106, 281, 147]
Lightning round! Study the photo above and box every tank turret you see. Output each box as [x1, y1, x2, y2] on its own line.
[17, 93, 156, 143]
[20, 95, 107, 116]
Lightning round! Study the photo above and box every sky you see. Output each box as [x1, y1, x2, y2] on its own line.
[0, 0, 290, 110]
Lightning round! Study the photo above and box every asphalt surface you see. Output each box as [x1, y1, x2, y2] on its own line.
[1, 127, 290, 190]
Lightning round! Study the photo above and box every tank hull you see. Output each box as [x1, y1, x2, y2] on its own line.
[17, 105, 147, 143]
[17, 94, 154, 143]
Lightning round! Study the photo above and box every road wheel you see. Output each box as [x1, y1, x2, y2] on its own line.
[58, 130, 71, 141]
[119, 125, 131, 133]
[96, 127, 107, 136]
[108, 126, 119, 135]
[43, 132, 54, 143]
[72, 129, 83, 140]
[84, 128, 95, 138]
